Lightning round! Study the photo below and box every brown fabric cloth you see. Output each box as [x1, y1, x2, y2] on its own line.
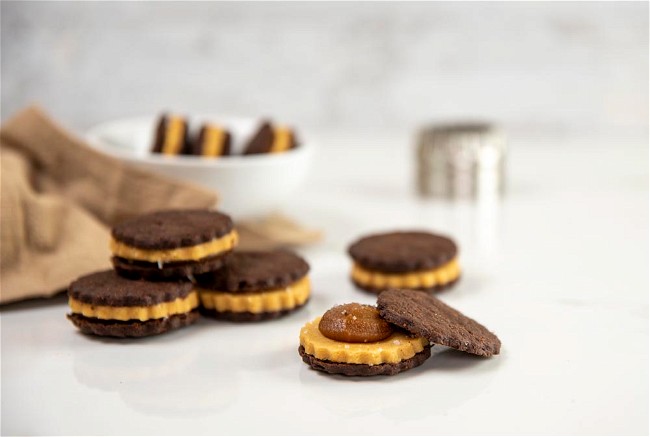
[0, 106, 218, 304]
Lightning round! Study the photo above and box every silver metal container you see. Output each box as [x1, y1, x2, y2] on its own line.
[417, 122, 506, 199]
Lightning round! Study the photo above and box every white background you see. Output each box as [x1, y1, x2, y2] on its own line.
[1, 2, 648, 436]
[1, 2, 647, 138]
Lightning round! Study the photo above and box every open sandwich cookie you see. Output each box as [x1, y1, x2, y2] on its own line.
[195, 250, 310, 321]
[299, 289, 501, 377]
[67, 270, 199, 338]
[348, 230, 461, 293]
[111, 209, 238, 281]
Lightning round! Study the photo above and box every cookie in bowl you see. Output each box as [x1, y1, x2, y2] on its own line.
[195, 250, 310, 321]
[111, 209, 238, 280]
[192, 122, 232, 158]
[67, 270, 199, 338]
[244, 121, 298, 155]
[151, 114, 191, 156]
[348, 231, 460, 293]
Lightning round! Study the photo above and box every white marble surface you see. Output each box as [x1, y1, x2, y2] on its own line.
[1, 130, 647, 435]
[1, 2, 647, 138]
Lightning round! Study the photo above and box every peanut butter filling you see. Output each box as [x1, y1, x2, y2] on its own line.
[351, 257, 460, 289]
[202, 125, 226, 157]
[161, 116, 185, 155]
[110, 230, 238, 263]
[270, 127, 292, 153]
[198, 276, 310, 313]
[300, 317, 428, 365]
[69, 292, 199, 322]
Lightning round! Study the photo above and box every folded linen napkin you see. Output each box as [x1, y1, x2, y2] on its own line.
[0, 106, 321, 304]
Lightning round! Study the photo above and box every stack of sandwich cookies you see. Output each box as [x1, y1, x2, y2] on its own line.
[299, 290, 501, 377]
[192, 123, 231, 158]
[151, 114, 191, 155]
[111, 210, 238, 280]
[195, 251, 310, 321]
[348, 231, 461, 293]
[244, 121, 298, 155]
[67, 270, 200, 337]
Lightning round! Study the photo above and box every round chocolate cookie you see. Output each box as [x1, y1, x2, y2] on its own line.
[299, 345, 431, 377]
[69, 270, 193, 306]
[196, 250, 309, 292]
[112, 209, 233, 250]
[377, 289, 501, 357]
[195, 250, 311, 322]
[111, 209, 237, 280]
[67, 269, 199, 338]
[348, 231, 457, 273]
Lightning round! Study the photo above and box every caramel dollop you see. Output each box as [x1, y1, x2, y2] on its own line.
[318, 303, 394, 343]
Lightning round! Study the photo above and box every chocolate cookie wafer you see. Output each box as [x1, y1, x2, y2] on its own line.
[67, 270, 199, 338]
[195, 250, 310, 321]
[377, 289, 501, 356]
[244, 121, 298, 155]
[348, 231, 460, 293]
[151, 114, 191, 155]
[111, 209, 238, 281]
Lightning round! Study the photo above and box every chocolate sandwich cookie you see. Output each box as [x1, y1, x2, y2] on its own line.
[195, 250, 310, 321]
[67, 270, 199, 338]
[111, 209, 238, 280]
[299, 303, 432, 377]
[377, 289, 501, 357]
[151, 114, 191, 155]
[244, 121, 298, 155]
[193, 123, 231, 158]
[348, 231, 461, 293]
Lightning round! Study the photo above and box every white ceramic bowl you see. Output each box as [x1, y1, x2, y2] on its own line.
[86, 115, 313, 218]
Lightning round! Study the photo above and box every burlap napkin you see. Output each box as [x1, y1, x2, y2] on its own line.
[0, 106, 321, 305]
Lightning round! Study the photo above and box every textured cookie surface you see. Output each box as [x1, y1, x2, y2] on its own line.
[67, 311, 199, 338]
[68, 270, 193, 306]
[112, 252, 231, 281]
[195, 250, 309, 292]
[299, 345, 431, 376]
[112, 209, 234, 250]
[377, 289, 501, 357]
[348, 231, 457, 273]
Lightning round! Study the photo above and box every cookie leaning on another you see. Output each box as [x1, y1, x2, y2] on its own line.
[299, 290, 501, 377]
